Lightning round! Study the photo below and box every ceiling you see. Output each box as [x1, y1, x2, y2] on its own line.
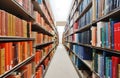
[49, 0, 73, 23]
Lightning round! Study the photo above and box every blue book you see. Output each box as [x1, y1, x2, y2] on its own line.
[109, 18, 119, 49]
[105, 23, 109, 48]
[100, 54, 104, 78]
[109, 59, 112, 78]
[37, 0, 42, 4]
[78, 46, 92, 60]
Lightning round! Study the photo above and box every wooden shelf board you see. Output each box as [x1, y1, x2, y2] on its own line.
[0, 54, 35, 78]
[0, 0, 35, 21]
[32, 23, 53, 36]
[0, 36, 34, 42]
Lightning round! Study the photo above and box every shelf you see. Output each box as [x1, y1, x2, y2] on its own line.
[32, 23, 53, 36]
[66, 41, 120, 55]
[35, 41, 54, 48]
[35, 45, 56, 70]
[75, 1, 92, 22]
[92, 7, 120, 24]
[32, 0, 54, 30]
[0, 36, 34, 42]
[64, 23, 92, 38]
[0, 0, 35, 21]
[0, 54, 35, 78]
[64, 44, 101, 78]
[43, 0, 55, 26]
[65, 46, 83, 78]
[64, 1, 92, 36]
[43, 51, 55, 77]
[70, 0, 83, 21]
[64, 45, 92, 70]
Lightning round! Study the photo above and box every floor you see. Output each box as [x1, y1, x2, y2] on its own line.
[44, 44, 80, 78]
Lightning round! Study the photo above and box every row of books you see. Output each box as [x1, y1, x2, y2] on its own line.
[36, 65, 43, 78]
[69, 50, 88, 70]
[40, 3, 53, 25]
[93, 50, 120, 78]
[34, 11, 52, 33]
[35, 52, 54, 78]
[92, 0, 120, 21]
[71, 44, 92, 60]
[6, 63, 34, 78]
[15, 0, 34, 15]
[78, 8, 92, 28]
[0, 10, 31, 37]
[0, 41, 33, 75]
[79, 0, 91, 14]
[35, 44, 52, 65]
[67, 29, 91, 44]
[91, 19, 120, 50]
[31, 32, 53, 44]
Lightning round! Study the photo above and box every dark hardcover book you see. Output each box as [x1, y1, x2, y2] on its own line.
[78, 46, 92, 60]
[109, 18, 119, 49]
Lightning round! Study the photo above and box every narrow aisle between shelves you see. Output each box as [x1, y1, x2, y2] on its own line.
[44, 44, 80, 78]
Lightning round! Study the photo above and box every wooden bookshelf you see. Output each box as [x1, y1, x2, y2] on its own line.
[0, 0, 58, 78]
[32, 23, 53, 36]
[35, 41, 54, 48]
[0, 54, 35, 78]
[32, 0, 54, 30]
[35, 45, 56, 70]
[0, 0, 35, 21]
[0, 37, 34, 42]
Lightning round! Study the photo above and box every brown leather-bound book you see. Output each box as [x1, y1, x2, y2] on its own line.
[0, 48, 5, 74]
[1, 10, 6, 36]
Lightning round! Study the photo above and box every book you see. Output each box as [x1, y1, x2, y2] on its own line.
[97, 22, 105, 47]
[112, 56, 120, 78]
[118, 64, 120, 78]
[109, 18, 119, 49]
[91, 26, 97, 46]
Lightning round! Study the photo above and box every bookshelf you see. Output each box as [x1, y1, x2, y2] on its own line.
[0, 0, 35, 21]
[32, 0, 58, 78]
[63, 0, 120, 78]
[0, 0, 58, 78]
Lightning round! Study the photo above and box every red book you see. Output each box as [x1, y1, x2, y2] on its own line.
[114, 22, 120, 50]
[112, 56, 120, 78]
[8, 42, 13, 69]
[73, 21, 78, 32]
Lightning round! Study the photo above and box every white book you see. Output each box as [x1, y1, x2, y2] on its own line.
[97, 22, 105, 47]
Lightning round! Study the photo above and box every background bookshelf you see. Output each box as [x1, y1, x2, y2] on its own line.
[63, 0, 120, 78]
[0, 0, 58, 78]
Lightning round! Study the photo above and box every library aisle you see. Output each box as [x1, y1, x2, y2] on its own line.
[44, 44, 80, 78]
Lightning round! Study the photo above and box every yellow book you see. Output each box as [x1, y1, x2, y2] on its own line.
[0, 48, 5, 74]
[118, 64, 120, 78]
